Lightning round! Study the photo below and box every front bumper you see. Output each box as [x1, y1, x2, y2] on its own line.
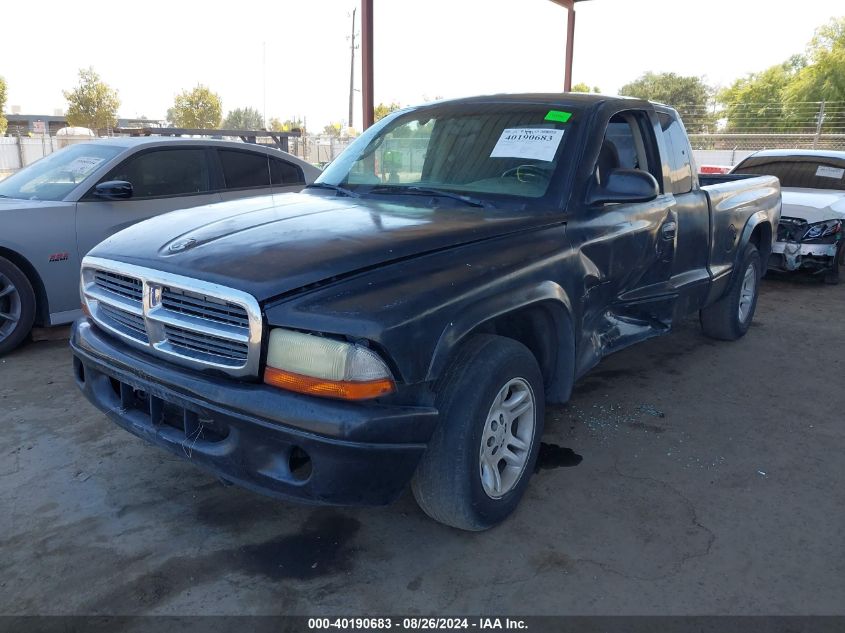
[769, 240, 840, 273]
[71, 319, 438, 506]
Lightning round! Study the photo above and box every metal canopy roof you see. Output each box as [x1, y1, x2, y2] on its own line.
[359, 0, 590, 129]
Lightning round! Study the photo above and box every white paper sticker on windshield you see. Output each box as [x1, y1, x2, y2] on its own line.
[67, 157, 104, 175]
[490, 128, 564, 162]
[816, 165, 845, 179]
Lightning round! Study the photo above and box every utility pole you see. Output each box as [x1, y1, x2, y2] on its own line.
[361, 0, 374, 129]
[348, 8, 357, 131]
[262, 41, 267, 130]
[813, 100, 826, 150]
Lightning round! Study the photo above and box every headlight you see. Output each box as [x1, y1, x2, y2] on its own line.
[263, 328, 395, 400]
[803, 219, 842, 240]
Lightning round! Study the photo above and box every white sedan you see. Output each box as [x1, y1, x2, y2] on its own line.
[732, 150, 845, 284]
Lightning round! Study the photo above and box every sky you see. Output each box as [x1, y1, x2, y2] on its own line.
[1, 0, 842, 130]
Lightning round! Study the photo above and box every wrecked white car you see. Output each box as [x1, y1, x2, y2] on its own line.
[732, 150, 845, 284]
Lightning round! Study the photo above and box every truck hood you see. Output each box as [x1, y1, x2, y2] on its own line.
[781, 188, 845, 223]
[90, 192, 561, 302]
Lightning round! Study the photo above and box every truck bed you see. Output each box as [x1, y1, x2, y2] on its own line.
[699, 175, 781, 280]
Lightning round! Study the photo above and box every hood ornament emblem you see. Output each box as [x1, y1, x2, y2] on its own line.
[168, 237, 197, 253]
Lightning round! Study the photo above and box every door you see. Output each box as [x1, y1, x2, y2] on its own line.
[214, 148, 307, 202]
[574, 109, 679, 358]
[75, 146, 221, 258]
[657, 111, 711, 300]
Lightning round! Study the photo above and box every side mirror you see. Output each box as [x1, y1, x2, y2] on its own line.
[586, 169, 659, 206]
[94, 180, 133, 200]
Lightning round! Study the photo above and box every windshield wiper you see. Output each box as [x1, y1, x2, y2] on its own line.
[367, 185, 489, 208]
[305, 182, 360, 198]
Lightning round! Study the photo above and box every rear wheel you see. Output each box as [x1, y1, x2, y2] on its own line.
[700, 243, 761, 341]
[0, 256, 36, 356]
[411, 335, 545, 531]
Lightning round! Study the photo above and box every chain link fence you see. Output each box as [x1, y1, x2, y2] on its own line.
[3, 101, 844, 179]
[284, 136, 354, 167]
[676, 100, 845, 168]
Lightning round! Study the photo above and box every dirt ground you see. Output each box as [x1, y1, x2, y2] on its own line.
[1, 274, 843, 616]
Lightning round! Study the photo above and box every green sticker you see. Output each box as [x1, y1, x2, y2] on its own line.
[545, 110, 572, 123]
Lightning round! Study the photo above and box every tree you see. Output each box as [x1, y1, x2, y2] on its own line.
[223, 107, 264, 130]
[168, 85, 222, 129]
[322, 122, 342, 137]
[374, 101, 401, 122]
[719, 19, 845, 134]
[269, 117, 304, 133]
[0, 76, 7, 135]
[619, 71, 715, 133]
[783, 18, 845, 133]
[718, 58, 805, 133]
[63, 67, 120, 133]
[571, 82, 600, 93]
[787, 18, 845, 104]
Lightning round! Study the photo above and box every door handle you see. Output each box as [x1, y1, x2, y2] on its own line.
[661, 221, 677, 240]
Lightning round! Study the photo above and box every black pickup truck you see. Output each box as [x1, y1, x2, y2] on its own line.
[71, 94, 781, 530]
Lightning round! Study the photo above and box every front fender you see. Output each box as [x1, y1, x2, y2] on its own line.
[426, 281, 576, 403]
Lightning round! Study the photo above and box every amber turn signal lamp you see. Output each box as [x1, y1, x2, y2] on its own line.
[264, 367, 395, 401]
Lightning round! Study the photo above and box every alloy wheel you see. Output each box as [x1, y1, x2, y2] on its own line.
[479, 377, 536, 499]
[0, 273, 22, 341]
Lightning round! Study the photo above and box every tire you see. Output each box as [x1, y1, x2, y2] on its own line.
[411, 334, 545, 531]
[823, 242, 843, 285]
[0, 256, 37, 356]
[700, 243, 761, 341]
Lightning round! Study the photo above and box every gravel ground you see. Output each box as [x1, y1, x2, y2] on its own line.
[0, 274, 843, 616]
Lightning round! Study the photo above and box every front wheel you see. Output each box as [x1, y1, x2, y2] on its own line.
[0, 256, 36, 356]
[700, 243, 761, 341]
[411, 335, 545, 531]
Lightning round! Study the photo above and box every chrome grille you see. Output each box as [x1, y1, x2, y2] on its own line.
[99, 303, 148, 343]
[161, 287, 249, 329]
[81, 257, 262, 377]
[163, 324, 249, 364]
[94, 270, 143, 302]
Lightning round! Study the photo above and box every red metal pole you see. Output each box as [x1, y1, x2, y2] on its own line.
[361, 0, 374, 129]
[564, 4, 575, 92]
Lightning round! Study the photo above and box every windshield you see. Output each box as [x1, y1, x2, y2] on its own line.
[733, 158, 845, 191]
[317, 103, 578, 206]
[0, 143, 122, 201]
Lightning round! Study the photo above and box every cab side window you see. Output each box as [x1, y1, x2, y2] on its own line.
[218, 149, 271, 189]
[270, 157, 305, 186]
[657, 112, 693, 194]
[595, 112, 663, 191]
[217, 150, 306, 189]
[101, 149, 210, 199]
